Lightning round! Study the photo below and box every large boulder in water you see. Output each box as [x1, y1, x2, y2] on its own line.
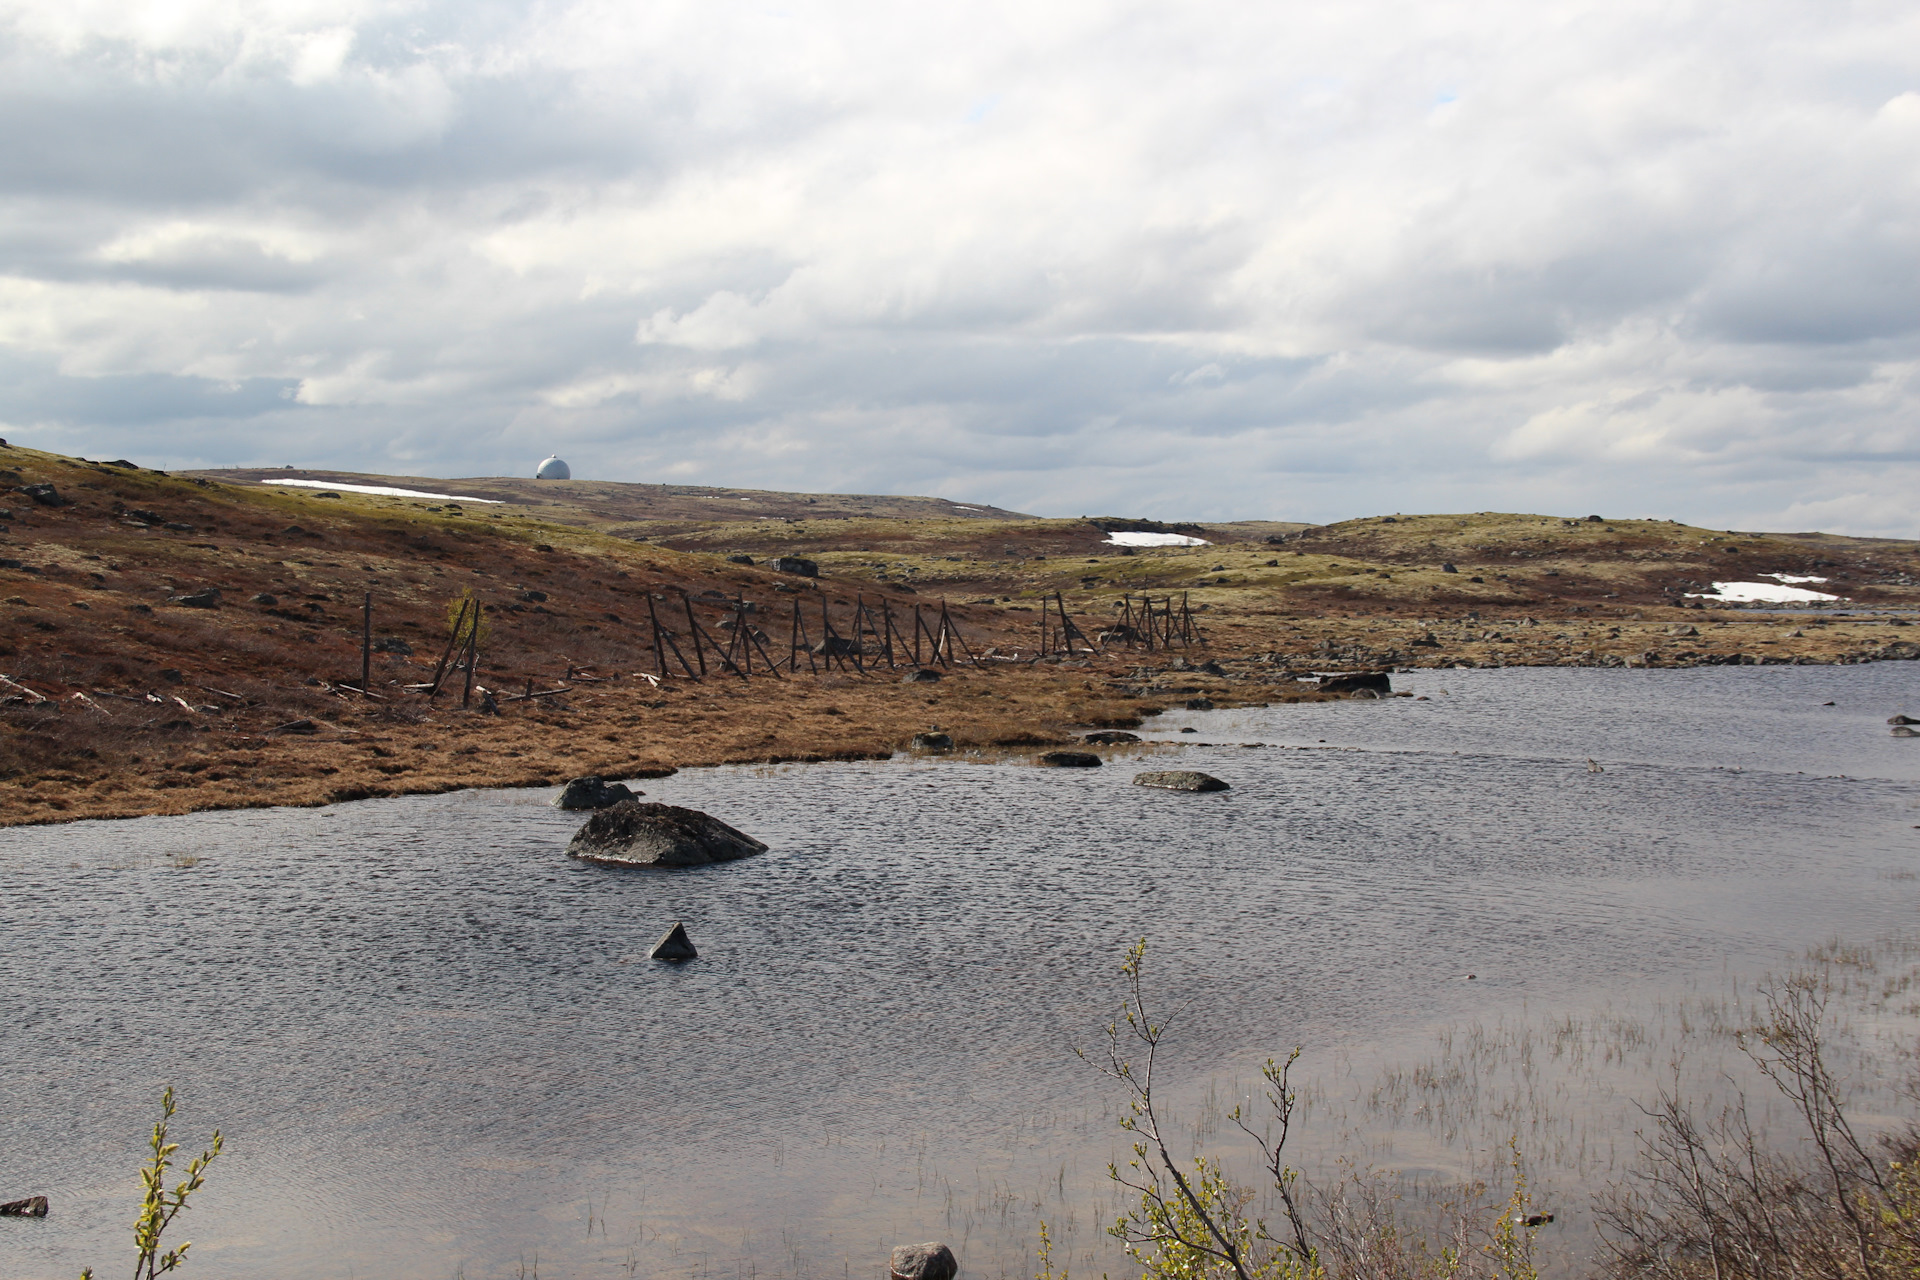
[568, 800, 768, 868]
[552, 776, 638, 810]
[1038, 751, 1101, 768]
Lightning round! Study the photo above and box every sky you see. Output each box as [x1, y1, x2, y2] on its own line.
[0, 1, 1917, 532]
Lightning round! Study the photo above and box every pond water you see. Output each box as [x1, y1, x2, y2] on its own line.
[2, 664, 1918, 1280]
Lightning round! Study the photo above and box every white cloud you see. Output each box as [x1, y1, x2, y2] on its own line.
[0, 0, 1914, 530]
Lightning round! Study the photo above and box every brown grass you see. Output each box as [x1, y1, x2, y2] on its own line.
[3, 445, 1917, 827]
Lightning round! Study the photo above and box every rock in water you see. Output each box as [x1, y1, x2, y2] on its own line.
[1134, 770, 1230, 792]
[553, 776, 638, 810]
[1318, 671, 1392, 695]
[569, 801, 768, 868]
[1038, 751, 1101, 768]
[1890, 715, 1919, 725]
[650, 922, 698, 961]
[0, 1196, 48, 1216]
[1895, 726, 1919, 738]
[889, 1243, 958, 1280]
[910, 732, 954, 750]
[1083, 730, 1141, 744]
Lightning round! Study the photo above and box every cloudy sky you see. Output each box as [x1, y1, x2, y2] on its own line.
[1, 0, 1917, 531]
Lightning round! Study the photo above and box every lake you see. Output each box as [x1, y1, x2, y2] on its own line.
[2, 663, 1917, 1279]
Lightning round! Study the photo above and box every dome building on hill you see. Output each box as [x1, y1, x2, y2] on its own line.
[535, 455, 571, 480]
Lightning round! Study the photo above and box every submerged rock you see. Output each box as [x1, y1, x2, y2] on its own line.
[553, 776, 638, 810]
[569, 800, 768, 868]
[1083, 730, 1141, 744]
[1038, 751, 1101, 768]
[1134, 770, 1230, 792]
[649, 922, 698, 961]
[890, 1243, 958, 1280]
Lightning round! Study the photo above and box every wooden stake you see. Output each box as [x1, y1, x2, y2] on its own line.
[428, 598, 470, 696]
[460, 621, 477, 708]
[360, 592, 372, 692]
[682, 595, 708, 679]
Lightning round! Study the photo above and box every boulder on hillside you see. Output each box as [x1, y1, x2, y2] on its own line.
[770, 556, 818, 577]
[568, 800, 768, 868]
[1038, 751, 1101, 768]
[168, 588, 221, 609]
[910, 732, 954, 750]
[901, 668, 942, 683]
[553, 776, 639, 810]
[19, 483, 64, 508]
[1134, 770, 1231, 792]
[890, 1243, 958, 1280]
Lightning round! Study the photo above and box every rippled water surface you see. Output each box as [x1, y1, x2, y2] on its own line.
[3, 665, 1919, 1279]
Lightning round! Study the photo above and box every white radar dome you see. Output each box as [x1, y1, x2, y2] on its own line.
[535, 455, 571, 480]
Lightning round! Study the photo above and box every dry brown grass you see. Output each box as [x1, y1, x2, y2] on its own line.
[3, 444, 1917, 827]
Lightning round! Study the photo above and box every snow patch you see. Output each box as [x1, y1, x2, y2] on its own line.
[1763, 573, 1829, 584]
[1687, 580, 1842, 603]
[1105, 531, 1210, 547]
[263, 479, 504, 504]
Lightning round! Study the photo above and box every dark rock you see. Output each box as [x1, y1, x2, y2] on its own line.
[910, 732, 954, 750]
[104, 459, 137, 469]
[1586, 514, 1603, 522]
[650, 922, 698, 961]
[520, 589, 548, 602]
[1441, 562, 1458, 573]
[890, 1243, 958, 1280]
[1319, 671, 1392, 695]
[554, 776, 638, 810]
[901, 668, 942, 683]
[568, 800, 768, 868]
[1197, 660, 1227, 676]
[1895, 727, 1919, 738]
[251, 593, 278, 605]
[1185, 697, 1215, 710]
[19, 483, 64, 507]
[1890, 715, 1919, 725]
[371, 636, 413, 655]
[726, 554, 755, 565]
[271, 719, 317, 735]
[1179, 726, 1198, 733]
[1037, 751, 1101, 767]
[1134, 771, 1230, 792]
[1083, 731, 1141, 744]
[169, 588, 221, 609]
[157, 668, 183, 683]
[0, 1195, 48, 1217]
[812, 636, 862, 656]
[770, 556, 818, 577]
[164, 522, 194, 533]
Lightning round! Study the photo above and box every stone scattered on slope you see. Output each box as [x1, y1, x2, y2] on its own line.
[770, 556, 818, 577]
[910, 732, 954, 750]
[568, 800, 769, 868]
[649, 922, 698, 961]
[1083, 730, 1140, 744]
[553, 776, 639, 810]
[901, 668, 943, 683]
[1134, 770, 1231, 792]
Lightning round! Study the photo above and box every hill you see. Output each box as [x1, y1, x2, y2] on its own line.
[3, 446, 1916, 828]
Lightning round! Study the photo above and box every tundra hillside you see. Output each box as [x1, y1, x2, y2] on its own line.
[3, 445, 1916, 827]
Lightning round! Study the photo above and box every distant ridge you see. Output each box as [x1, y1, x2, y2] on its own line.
[184, 468, 1034, 532]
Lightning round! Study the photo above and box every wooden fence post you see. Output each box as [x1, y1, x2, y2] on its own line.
[361, 592, 372, 692]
